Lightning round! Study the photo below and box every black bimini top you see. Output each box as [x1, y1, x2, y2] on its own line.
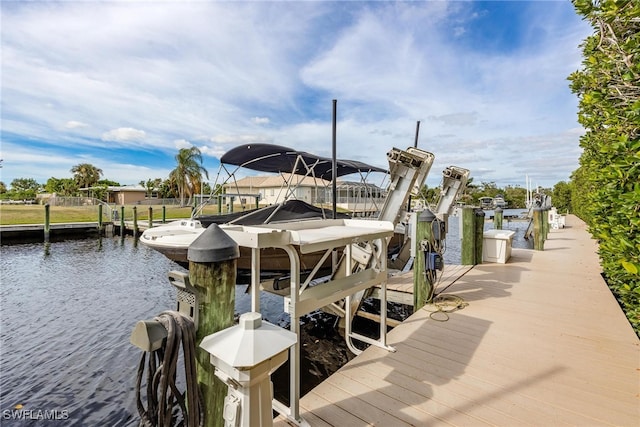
[220, 144, 387, 180]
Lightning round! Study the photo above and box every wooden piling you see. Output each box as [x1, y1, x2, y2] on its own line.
[120, 206, 125, 237]
[148, 206, 153, 229]
[414, 210, 435, 310]
[132, 206, 138, 237]
[162, 206, 166, 224]
[98, 204, 103, 235]
[533, 207, 544, 250]
[543, 207, 550, 239]
[188, 224, 240, 427]
[494, 207, 503, 230]
[461, 207, 475, 265]
[474, 209, 485, 265]
[44, 203, 50, 242]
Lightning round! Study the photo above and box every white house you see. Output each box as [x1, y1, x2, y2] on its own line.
[222, 173, 385, 214]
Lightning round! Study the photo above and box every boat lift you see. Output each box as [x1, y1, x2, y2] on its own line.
[223, 218, 395, 426]
[220, 146, 437, 424]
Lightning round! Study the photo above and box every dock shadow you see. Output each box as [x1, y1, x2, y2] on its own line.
[436, 257, 531, 303]
[290, 309, 567, 426]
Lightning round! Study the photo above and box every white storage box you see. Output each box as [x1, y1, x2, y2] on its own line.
[482, 229, 516, 263]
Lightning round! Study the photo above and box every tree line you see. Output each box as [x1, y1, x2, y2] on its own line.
[419, 178, 570, 212]
[0, 147, 209, 207]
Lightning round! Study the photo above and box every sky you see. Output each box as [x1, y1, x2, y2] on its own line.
[1, 0, 592, 190]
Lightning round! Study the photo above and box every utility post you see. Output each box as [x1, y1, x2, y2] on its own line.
[414, 209, 436, 311]
[188, 224, 240, 427]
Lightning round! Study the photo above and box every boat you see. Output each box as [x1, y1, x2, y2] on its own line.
[479, 197, 494, 209]
[493, 195, 507, 208]
[140, 143, 387, 271]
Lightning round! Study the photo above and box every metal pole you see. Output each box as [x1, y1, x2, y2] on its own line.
[332, 99, 337, 219]
[408, 120, 420, 211]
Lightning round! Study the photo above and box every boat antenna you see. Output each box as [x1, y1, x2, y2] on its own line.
[332, 99, 337, 219]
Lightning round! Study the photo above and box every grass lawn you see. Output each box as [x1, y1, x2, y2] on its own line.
[0, 202, 348, 226]
[0, 204, 226, 225]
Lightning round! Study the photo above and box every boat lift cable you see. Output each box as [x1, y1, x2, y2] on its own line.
[422, 294, 469, 322]
[134, 311, 203, 427]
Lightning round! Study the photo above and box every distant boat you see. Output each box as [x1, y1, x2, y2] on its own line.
[493, 195, 507, 208]
[479, 197, 493, 209]
[478, 196, 506, 210]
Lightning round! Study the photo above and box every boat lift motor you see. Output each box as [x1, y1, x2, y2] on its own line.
[200, 312, 297, 427]
[168, 270, 199, 330]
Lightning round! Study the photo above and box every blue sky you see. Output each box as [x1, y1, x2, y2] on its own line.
[1, 1, 591, 190]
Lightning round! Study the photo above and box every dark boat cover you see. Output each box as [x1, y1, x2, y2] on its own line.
[220, 144, 387, 180]
[228, 199, 350, 225]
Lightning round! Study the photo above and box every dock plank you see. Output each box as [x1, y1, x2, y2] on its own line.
[275, 215, 640, 426]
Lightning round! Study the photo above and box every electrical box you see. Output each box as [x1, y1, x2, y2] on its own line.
[168, 270, 199, 329]
[427, 252, 443, 271]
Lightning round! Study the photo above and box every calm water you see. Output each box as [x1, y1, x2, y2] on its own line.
[0, 236, 285, 426]
[0, 214, 531, 426]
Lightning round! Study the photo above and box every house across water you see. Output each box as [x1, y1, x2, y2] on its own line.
[222, 173, 386, 216]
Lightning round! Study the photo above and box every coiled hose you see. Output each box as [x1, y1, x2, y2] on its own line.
[135, 311, 203, 427]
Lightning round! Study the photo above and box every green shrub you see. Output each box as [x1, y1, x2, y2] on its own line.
[569, 0, 640, 335]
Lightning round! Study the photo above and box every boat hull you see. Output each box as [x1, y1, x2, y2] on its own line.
[139, 220, 334, 271]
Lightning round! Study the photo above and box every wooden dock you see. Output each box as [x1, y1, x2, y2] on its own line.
[276, 215, 639, 426]
[0, 222, 107, 240]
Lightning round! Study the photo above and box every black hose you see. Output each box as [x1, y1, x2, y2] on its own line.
[134, 311, 203, 427]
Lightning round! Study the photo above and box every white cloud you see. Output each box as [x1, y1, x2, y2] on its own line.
[174, 139, 192, 149]
[208, 134, 273, 145]
[199, 145, 227, 159]
[252, 117, 270, 125]
[102, 128, 146, 142]
[0, 1, 592, 188]
[428, 112, 479, 127]
[65, 121, 89, 129]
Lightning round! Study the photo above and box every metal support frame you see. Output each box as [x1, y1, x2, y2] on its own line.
[224, 219, 395, 426]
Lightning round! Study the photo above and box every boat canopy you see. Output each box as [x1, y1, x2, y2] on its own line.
[220, 144, 387, 180]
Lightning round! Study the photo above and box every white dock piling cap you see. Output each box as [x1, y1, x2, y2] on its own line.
[200, 312, 297, 368]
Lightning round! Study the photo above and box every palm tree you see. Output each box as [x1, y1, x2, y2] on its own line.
[169, 147, 209, 207]
[71, 163, 103, 188]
